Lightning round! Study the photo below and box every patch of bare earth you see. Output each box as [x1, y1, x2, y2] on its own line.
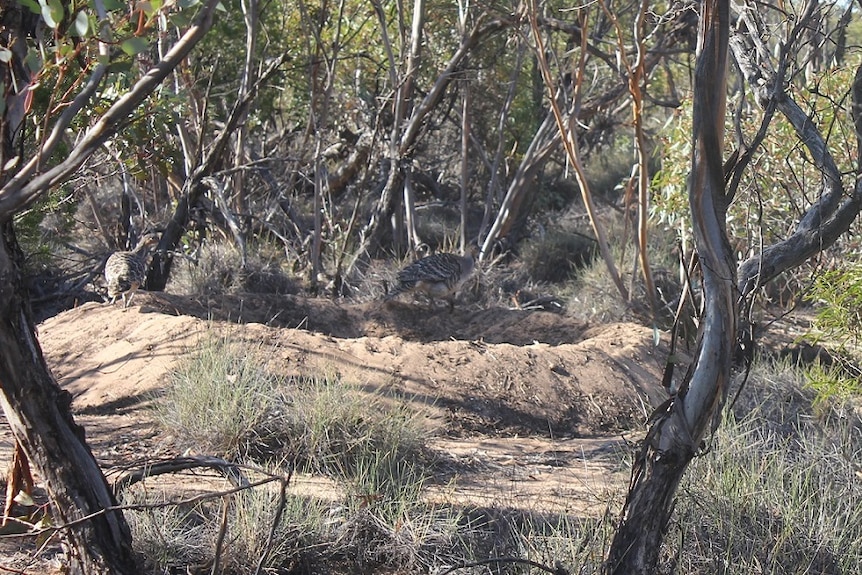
[1, 292, 672, 571]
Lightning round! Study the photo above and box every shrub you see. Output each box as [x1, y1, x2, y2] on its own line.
[807, 264, 862, 349]
[151, 334, 282, 459]
[670, 361, 862, 574]
[519, 228, 597, 283]
[148, 335, 467, 573]
[168, 240, 297, 296]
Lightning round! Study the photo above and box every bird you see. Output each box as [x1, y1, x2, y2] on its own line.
[104, 233, 159, 308]
[385, 244, 479, 310]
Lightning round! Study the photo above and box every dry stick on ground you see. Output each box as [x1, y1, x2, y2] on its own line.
[0, 473, 283, 543]
[111, 455, 251, 493]
[113, 456, 292, 573]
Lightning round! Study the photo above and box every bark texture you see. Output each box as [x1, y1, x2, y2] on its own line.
[605, 1, 733, 572]
[0, 230, 138, 574]
[0, 1, 220, 571]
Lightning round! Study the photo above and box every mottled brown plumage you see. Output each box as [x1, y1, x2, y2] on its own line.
[105, 234, 159, 308]
[386, 245, 479, 310]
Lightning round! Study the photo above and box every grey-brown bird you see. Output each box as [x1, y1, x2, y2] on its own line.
[386, 245, 479, 310]
[104, 234, 159, 308]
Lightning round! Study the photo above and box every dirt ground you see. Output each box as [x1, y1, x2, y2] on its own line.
[0, 292, 676, 571]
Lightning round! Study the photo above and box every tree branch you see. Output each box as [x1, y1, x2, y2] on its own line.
[0, 0, 222, 220]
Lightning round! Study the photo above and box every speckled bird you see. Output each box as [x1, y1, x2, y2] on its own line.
[386, 245, 479, 310]
[104, 234, 159, 308]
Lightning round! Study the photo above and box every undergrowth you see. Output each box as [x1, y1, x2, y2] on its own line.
[138, 332, 862, 574]
[670, 359, 862, 574]
[142, 334, 467, 573]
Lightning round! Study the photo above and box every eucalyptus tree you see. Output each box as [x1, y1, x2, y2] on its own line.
[606, 1, 862, 572]
[0, 0, 219, 571]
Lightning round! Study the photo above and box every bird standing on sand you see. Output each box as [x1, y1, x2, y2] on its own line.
[104, 234, 159, 308]
[386, 245, 479, 310]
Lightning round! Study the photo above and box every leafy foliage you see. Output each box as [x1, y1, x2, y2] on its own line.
[807, 265, 862, 348]
[652, 58, 862, 260]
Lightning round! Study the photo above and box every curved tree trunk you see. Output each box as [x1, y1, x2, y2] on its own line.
[605, 2, 733, 572]
[0, 2, 220, 571]
[606, 3, 862, 573]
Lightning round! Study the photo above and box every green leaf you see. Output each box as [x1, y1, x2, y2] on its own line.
[169, 11, 192, 27]
[120, 37, 149, 56]
[48, 0, 65, 29]
[98, 0, 126, 11]
[19, 0, 42, 15]
[39, 0, 58, 28]
[107, 59, 133, 74]
[25, 48, 43, 72]
[72, 10, 89, 36]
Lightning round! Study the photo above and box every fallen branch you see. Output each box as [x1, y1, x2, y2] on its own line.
[111, 455, 251, 494]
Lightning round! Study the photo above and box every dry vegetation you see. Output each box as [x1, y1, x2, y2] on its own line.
[2, 226, 861, 574]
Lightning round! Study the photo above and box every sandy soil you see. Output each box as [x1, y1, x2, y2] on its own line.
[0, 292, 675, 571]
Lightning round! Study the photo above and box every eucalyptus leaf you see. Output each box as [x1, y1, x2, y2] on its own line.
[39, 0, 58, 29]
[120, 37, 149, 57]
[18, 0, 42, 15]
[72, 10, 89, 36]
[47, 0, 65, 29]
[24, 49, 42, 73]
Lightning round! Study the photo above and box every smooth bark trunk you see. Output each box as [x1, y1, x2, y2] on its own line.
[605, 1, 733, 572]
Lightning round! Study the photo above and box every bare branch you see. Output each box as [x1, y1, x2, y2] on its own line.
[730, 3, 862, 298]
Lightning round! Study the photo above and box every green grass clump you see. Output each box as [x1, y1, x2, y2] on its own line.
[222, 486, 327, 573]
[168, 240, 297, 297]
[123, 494, 210, 572]
[670, 361, 862, 574]
[145, 334, 464, 573]
[514, 512, 617, 573]
[279, 374, 428, 480]
[152, 334, 282, 459]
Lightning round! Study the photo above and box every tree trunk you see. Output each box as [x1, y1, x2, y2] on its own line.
[480, 109, 560, 257]
[348, 11, 504, 269]
[0, 227, 138, 574]
[605, 1, 732, 572]
[146, 180, 207, 290]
